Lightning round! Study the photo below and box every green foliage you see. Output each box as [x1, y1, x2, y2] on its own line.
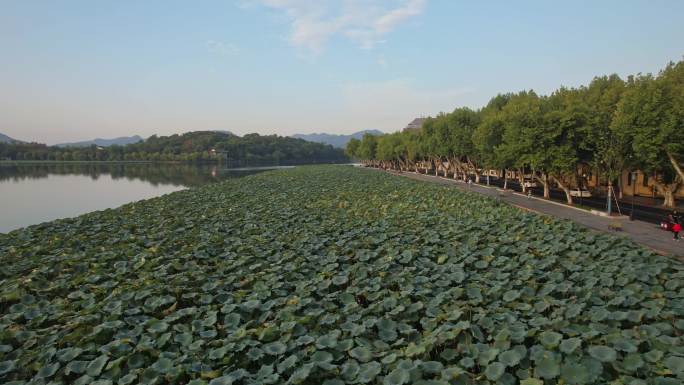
[0, 131, 348, 164]
[1, 165, 683, 384]
[347, 59, 684, 206]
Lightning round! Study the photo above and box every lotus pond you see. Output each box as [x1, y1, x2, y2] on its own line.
[1, 165, 683, 385]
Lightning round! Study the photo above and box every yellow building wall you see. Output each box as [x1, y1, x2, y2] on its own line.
[585, 170, 684, 198]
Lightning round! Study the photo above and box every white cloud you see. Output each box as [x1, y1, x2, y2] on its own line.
[206, 40, 239, 56]
[253, 0, 426, 53]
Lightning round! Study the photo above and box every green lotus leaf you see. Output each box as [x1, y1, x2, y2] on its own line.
[65, 360, 89, 375]
[534, 357, 560, 379]
[664, 356, 684, 374]
[644, 349, 664, 363]
[404, 343, 425, 357]
[421, 361, 444, 373]
[0, 360, 16, 375]
[200, 329, 218, 339]
[187, 380, 208, 385]
[208, 375, 233, 385]
[560, 362, 589, 385]
[118, 373, 137, 385]
[613, 338, 638, 353]
[264, 341, 287, 355]
[357, 361, 381, 383]
[175, 333, 193, 346]
[0, 345, 13, 353]
[74, 375, 94, 385]
[36, 362, 61, 379]
[86, 355, 109, 377]
[91, 380, 114, 385]
[277, 355, 298, 373]
[56, 347, 83, 362]
[224, 313, 241, 328]
[539, 331, 562, 348]
[440, 366, 464, 380]
[289, 363, 314, 383]
[560, 338, 582, 354]
[241, 300, 261, 311]
[151, 357, 174, 373]
[296, 335, 315, 346]
[503, 290, 520, 302]
[209, 346, 230, 360]
[485, 362, 505, 381]
[499, 349, 522, 367]
[127, 353, 146, 369]
[623, 353, 644, 372]
[587, 346, 617, 363]
[148, 320, 169, 333]
[311, 350, 333, 364]
[459, 357, 475, 368]
[383, 368, 410, 385]
[316, 334, 338, 349]
[350, 346, 373, 362]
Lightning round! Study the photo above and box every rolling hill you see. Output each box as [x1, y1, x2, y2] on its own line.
[55, 135, 144, 148]
[292, 129, 383, 148]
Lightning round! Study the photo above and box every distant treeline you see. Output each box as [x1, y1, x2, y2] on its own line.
[0, 131, 349, 164]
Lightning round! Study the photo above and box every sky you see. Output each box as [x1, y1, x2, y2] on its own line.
[1, 1, 683, 145]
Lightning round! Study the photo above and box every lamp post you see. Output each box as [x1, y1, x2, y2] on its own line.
[630, 171, 637, 221]
[580, 173, 586, 207]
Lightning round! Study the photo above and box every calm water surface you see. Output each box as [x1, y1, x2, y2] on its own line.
[0, 163, 281, 233]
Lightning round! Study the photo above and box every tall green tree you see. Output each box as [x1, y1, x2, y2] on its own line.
[613, 70, 682, 207]
[473, 94, 511, 186]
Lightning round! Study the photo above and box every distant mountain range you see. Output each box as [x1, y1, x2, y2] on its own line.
[55, 135, 144, 148]
[292, 130, 383, 148]
[0, 132, 23, 144]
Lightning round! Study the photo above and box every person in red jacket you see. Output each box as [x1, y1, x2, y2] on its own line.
[673, 222, 681, 241]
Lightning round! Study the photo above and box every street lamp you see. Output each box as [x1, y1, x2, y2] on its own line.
[630, 171, 637, 221]
[580, 173, 586, 207]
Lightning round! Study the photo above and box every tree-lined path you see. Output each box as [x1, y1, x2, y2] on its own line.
[372, 168, 684, 258]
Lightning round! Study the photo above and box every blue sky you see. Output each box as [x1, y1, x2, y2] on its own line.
[1, 0, 683, 144]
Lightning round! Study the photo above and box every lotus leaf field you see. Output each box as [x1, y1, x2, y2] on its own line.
[1, 165, 684, 385]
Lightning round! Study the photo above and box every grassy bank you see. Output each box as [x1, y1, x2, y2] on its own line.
[1, 165, 683, 384]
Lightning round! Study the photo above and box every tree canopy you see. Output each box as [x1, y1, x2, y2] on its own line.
[348, 59, 684, 207]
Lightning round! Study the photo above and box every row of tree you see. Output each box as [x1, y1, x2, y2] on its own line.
[346, 60, 684, 207]
[0, 131, 348, 164]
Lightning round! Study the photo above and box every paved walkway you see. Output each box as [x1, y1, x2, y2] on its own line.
[375, 169, 683, 258]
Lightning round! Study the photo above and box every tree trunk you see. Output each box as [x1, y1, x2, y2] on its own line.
[543, 174, 550, 199]
[503, 169, 508, 190]
[532, 170, 550, 198]
[668, 152, 684, 183]
[654, 179, 681, 208]
[518, 168, 526, 193]
[617, 173, 624, 199]
[550, 175, 573, 204]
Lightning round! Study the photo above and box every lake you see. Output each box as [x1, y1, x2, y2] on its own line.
[0, 163, 282, 233]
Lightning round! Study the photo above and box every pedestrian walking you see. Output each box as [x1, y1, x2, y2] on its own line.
[673, 222, 681, 241]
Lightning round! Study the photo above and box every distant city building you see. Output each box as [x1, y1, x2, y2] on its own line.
[403, 117, 427, 132]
